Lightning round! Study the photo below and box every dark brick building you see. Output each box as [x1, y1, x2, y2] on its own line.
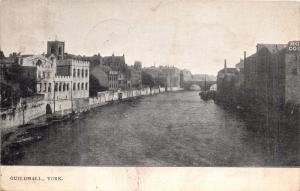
[216, 60, 239, 105]
[244, 42, 300, 113]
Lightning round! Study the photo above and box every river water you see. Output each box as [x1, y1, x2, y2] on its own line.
[5, 91, 299, 166]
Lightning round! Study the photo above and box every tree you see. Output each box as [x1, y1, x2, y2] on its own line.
[142, 71, 155, 87]
[89, 75, 108, 96]
[0, 50, 5, 59]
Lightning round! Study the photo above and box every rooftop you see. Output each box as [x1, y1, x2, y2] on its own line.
[256, 43, 287, 53]
[218, 68, 238, 74]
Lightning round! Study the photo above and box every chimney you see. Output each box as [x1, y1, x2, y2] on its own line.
[244, 51, 246, 66]
[224, 59, 227, 73]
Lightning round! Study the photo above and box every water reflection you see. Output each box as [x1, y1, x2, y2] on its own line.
[2, 91, 299, 166]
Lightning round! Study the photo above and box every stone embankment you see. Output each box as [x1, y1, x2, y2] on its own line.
[0, 87, 183, 132]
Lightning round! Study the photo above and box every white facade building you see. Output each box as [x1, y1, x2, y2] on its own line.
[17, 41, 90, 114]
[56, 59, 89, 99]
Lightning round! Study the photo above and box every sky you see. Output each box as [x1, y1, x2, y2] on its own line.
[0, 0, 299, 75]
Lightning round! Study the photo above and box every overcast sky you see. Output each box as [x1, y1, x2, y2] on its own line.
[0, 0, 299, 75]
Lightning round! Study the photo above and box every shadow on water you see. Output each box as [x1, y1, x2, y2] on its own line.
[219, 104, 299, 166]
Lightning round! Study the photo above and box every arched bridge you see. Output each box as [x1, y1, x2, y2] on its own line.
[181, 80, 216, 91]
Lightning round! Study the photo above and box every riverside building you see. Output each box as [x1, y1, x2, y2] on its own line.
[102, 54, 131, 90]
[18, 54, 57, 99]
[46, 40, 90, 112]
[216, 59, 239, 104]
[243, 42, 300, 113]
[13, 40, 90, 114]
[47, 41, 89, 99]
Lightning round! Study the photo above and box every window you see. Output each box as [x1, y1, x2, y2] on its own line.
[66, 84, 69, 91]
[44, 83, 47, 92]
[82, 69, 84, 77]
[293, 54, 297, 61]
[59, 83, 62, 91]
[292, 68, 298, 75]
[77, 83, 80, 90]
[85, 83, 88, 90]
[73, 83, 76, 91]
[55, 83, 58, 91]
[48, 83, 51, 92]
[1, 114, 7, 120]
[81, 83, 84, 90]
[36, 60, 42, 66]
[37, 83, 41, 92]
[73, 69, 76, 77]
[50, 46, 55, 54]
[77, 69, 80, 77]
[63, 83, 66, 91]
[85, 69, 88, 77]
[58, 47, 62, 55]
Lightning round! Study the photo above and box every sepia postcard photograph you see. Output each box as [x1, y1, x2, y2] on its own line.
[0, 0, 299, 190]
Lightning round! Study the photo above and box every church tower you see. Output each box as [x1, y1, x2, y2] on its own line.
[47, 41, 65, 60]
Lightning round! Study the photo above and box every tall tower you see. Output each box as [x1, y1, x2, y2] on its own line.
[47, 41, 65, 60]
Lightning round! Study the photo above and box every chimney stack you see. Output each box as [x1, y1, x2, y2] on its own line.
[244, 51, 246, 65]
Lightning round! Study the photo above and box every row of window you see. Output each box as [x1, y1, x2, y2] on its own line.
[38, 82, 89, 93]
[108, 75, 118, 81]
[70, 82, 89, 91]
[38, 71, 51, 79]
[73, 68, 88, 78]
[38, 83, 51, 93]
[109, 82, 118, 89]
[37, 62, 53, 69]
[290, 54, 300, 61]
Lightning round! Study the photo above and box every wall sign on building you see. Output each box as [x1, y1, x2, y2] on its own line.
[288, 41, 300, 52]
